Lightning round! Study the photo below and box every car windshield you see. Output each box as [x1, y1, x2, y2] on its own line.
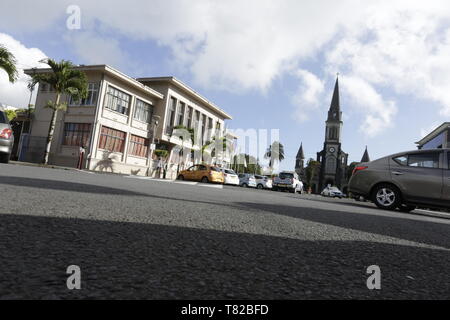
[0, 111, 7, 124]
[279, 173, 294, 179]
[225, 170, 236, 174]
[211, 167, 221, 172]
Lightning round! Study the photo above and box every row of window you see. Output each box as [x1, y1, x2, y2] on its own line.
[63, 123, 149, 158]
[165, 96, 220, 144]
[49, 81, 154, 124]
[104, 85, 154, 123]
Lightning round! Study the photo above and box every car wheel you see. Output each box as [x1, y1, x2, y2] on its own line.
[177, 175, 184, 181]
[242, 183, 248, 188]
[399, 204, 416, 213]
[201, 177, 209, 183]
[372, 184, 401, 211]
[257, 184, 263, 190]
[0, 154, 9, 164]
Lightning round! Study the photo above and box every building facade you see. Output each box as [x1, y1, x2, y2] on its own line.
[416, 122, 450, 150]
[24, 65, 233, 178]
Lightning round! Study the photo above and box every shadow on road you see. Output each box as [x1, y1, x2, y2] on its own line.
[236, 202, 450, 250]
[0, 213, 449, 300]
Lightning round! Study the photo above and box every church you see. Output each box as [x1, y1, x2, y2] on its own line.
[295, 77, 350, 194]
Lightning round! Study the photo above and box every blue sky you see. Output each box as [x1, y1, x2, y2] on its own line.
[1, 0, 449, 172]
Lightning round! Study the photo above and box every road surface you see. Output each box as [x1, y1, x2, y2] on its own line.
[0, 163, 449, 299]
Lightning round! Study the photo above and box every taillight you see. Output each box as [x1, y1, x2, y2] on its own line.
[0, 128, 12, 139]
[352, 166, 368, 176]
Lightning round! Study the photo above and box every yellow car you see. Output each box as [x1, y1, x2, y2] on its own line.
[178, 164, 224, 183]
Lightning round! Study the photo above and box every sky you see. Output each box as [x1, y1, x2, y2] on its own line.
[0, 0, 449, 172]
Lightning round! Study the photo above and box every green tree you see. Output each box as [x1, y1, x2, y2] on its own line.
[305, 158, 320, 192]
[0, 44, 18, 83]
[29, 59, 88, 164]
[5, 109, 16, 121]
[264, 141, 285, 171]
[232, 153, 261, 174]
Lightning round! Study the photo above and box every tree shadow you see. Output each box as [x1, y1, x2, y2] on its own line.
[0, 213, 449, 299]
[94, 152, 116, 173]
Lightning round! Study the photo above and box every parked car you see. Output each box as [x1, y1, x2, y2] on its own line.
[238, 173, 257, 188]
[0, 107, 14, 164]
[220, 168, 240, 186]
[321, 186, 344, 198]
[177, 164, 224, 183]
[254, 175, 272, 190]
[349, 148, 450, 212]
[272, 171, 303, 193]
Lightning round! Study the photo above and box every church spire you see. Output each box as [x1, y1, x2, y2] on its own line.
[327, 76, 341, 122]
[296, 143, 305, 160]
[361, 146, 370, 163]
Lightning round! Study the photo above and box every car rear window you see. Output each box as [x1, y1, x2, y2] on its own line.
[279, 173, 294, 179]
[211, 167, 221, 172]
[0, 111, 7, 124]
[225, 170, 235, 174]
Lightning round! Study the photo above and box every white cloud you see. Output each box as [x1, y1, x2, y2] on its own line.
[292, 70, 325, 122]
[2, 0, 450, 136]
[0, 33, 47, 109]
[64, 32, 128, 70]
[342, 77, 397, 137]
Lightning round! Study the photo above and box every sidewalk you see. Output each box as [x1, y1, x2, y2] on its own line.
[8, 161, 173, 180]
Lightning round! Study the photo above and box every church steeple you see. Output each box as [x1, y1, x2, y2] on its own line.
[296, 143, 305, 160]
[327, 76, 342, 122]
[295, 143, 305, 178]
[361, 146, 370, 163]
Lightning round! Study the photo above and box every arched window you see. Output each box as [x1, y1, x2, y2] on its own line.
[326, 157, 336, 174]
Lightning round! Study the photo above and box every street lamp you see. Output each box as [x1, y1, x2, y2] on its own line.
[147, 114, 160, 177]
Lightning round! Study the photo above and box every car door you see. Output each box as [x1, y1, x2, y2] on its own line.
[184, 166, 196, 180]
[391, 151, 443, 203]
[442, 152, 450, 203]
[196, 165, 208, 181]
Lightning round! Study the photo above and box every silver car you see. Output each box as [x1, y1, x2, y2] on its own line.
[0, 108, 14, 163]
[349, 148, 450, 212]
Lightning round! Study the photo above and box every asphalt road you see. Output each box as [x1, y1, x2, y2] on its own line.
[0, 163, 449, 299]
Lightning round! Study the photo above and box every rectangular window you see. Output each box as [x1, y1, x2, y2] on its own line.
[166, 97, 177, 134]
[104, 86, 130, 115]
[129, 135, 149, 158]
[133, 99, 153, 123]
[201, 114, 206, 144]
[70, 83, 99, 106]
[98, 126, 126, 153]
[40, 83, 48, 92]
[208, 118, 213, 140]
[187, 107, 193, 128]
[407, 153, 440, 169]
[63, 123, 91, 147]
[177, 102, 185, 126]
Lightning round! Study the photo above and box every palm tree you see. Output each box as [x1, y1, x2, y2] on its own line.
[0, 45, 18, 83]
[29, 59, 88, 164]
[264, 141, 285, 170]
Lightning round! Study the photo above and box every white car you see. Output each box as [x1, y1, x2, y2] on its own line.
[272, 171, 303, 194]
[221, 168, 240, 186]
[321, 186, 344, 198]
[254, 175, 272, 190]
